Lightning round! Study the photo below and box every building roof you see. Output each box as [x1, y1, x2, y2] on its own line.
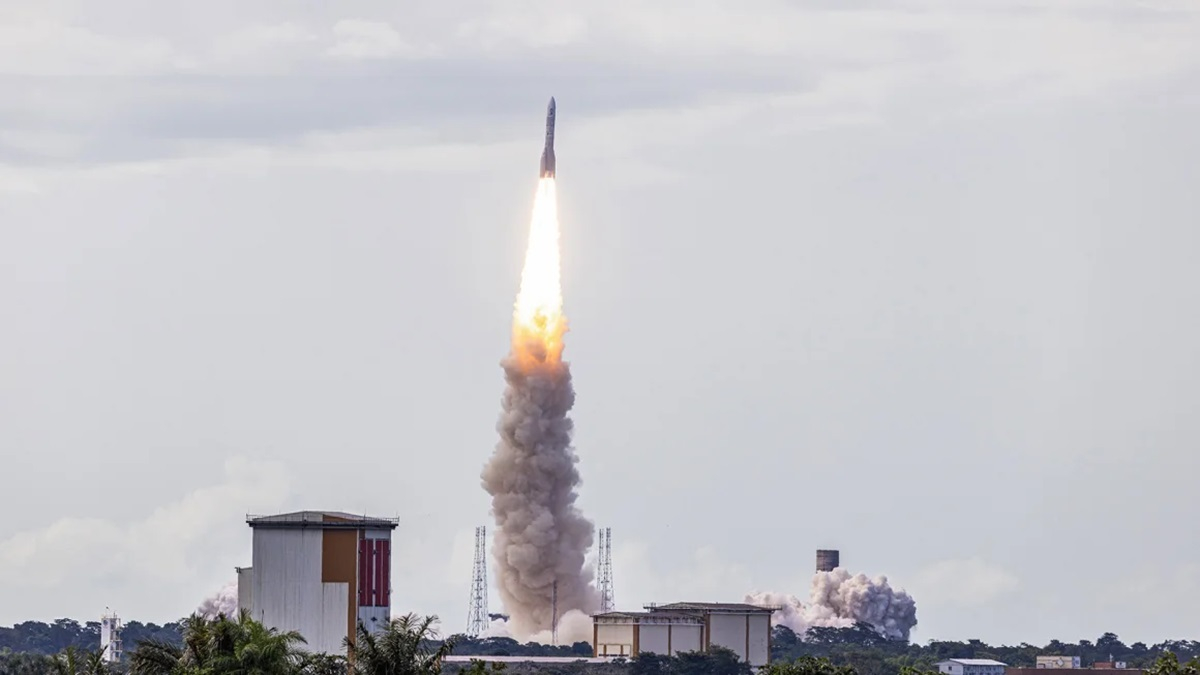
[246, 511, 399, 530]
[646, 602, 779, 613]
[444, 656, 617, 664]
[938, 660, 1009, 667]
[593, 611, 704, 622]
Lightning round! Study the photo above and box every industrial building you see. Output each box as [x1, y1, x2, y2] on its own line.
[1008, 664, 1138, 675]
[237, 511, 399, 655]
[937, 659, 1009, 675]
[592, 602, 774, 667]
[1037, 657, 1083, 669]
[816, 550, 840, 572]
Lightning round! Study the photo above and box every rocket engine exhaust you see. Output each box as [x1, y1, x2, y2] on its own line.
[481, 97, 597, 641]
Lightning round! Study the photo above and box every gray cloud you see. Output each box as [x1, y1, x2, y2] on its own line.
[1, 0, 1199, 646]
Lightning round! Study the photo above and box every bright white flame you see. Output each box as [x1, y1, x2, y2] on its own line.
[512, 178, 565, 360]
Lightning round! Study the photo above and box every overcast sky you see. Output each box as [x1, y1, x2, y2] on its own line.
[2, 0, 1199, 646]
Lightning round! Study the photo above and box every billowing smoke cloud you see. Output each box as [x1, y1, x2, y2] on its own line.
[481, 341, 598, 640]
[480, 178, 598, 641]
[482, 609, 594, 645]
[197, 580, 238, 619]
[746, 568, 918, 641]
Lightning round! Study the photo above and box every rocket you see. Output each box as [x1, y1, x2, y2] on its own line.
[539, 97, 556, 178]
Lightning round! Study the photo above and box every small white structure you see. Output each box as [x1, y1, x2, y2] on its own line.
[592, 602, 774, 667]
[99, 611, 123, 664]
[937, 659, 1008, 675]
[1037, 657, 1082, 669]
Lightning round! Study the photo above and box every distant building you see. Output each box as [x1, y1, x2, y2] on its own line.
[1037, 657, 1082, 669]
[237, 511, 399, 655]
[937, 659, 1009, 675]
[592, 602, 775, 667]
[99, 612, 122, 664]
[1009, 665, 1138, 675]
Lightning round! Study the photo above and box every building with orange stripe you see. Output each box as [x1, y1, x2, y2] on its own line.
[236, 511, 398, 655]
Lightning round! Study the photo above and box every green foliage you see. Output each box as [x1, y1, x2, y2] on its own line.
[128, 610, 306, 675]
[628, 647, 750, 675]
[762, 655, 857, 675]
[1, 620, 183, 657]
[445, 636, 590, 658]
[460, 660, 507, 675]
[767, 625, 1200, 675]
[345, 613, 455, 675]
[1145, 653, 1200, 675]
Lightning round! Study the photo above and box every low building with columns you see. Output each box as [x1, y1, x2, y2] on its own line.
[592, 602, 775, 667]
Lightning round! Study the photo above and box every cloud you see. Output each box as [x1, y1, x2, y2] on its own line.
[613, 541, 755, 607]
[0, 2, 1194, 171]
[327, 20, 428, 60]
[0, 457, 290, 618]
[0, 19, 177, 76]
[911, 558, 1019, 607]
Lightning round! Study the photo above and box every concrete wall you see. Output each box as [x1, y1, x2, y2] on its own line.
[747, 614, 770, 666]
[237, 567, 254, 613]
[313, 583, 350, 654]
[251, 528, 350, 655]
[708, 614, 748, 662]
[706, 613, 770, 667]
[671, 625, 702, 654]
[640, 625, 669, 656]
[595, 624, 633, 656]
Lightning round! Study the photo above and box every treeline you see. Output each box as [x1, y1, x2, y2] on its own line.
[446, 635, 594, 658]
[0, 620, 182, 656]
[5, 614, 1200, 675]
[770, 623, 1200, 675]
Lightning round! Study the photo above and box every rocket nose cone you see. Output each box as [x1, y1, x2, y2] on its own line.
[549, 96, 555, 110]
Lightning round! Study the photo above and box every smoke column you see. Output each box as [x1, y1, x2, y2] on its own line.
[746, 568, 918, 641]
[481, 177, 598, 640]
[197, 581, 238, 619]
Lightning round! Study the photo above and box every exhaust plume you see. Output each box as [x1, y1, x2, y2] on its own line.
[481, 177, 598, 640]
[746, 568, 918, 641]
[198, 581, 238, 619]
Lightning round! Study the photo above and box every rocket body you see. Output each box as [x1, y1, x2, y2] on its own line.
[539, 97, 556, 177]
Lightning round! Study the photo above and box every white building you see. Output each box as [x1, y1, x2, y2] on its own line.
[937, 659, 1009, 675]
[1037, 657, 1082, 669]
[99, 612, 122, 664]
[592, 602, 775, 667]
[237, 511, 398, 655]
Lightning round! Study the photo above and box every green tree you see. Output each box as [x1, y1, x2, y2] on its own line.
[299, 653, 349, 675]
[459, 660, 506, 675]
[345, 614, 456, 675]
[128, 611, 306, 675]
[762, 655, 857, 675]
[1146, 652, 1200, 675]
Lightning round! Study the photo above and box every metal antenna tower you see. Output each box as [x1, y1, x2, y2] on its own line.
[598, 527, 615, 612]
[551, 580, 559, 645]
[467, 526, 489, 636]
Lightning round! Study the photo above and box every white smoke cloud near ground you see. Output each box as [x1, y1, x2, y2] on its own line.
[482, 609, 593, 646]
[197, 581, 238, 619]
[480, 178, 598, 640]
[746, 568, 918, 641]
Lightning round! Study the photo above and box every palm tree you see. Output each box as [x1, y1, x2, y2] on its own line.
[298, 653, 349, 675]
[128, 639, 185, 675]
[222, 612, 307, 675]
[128, 611, 306, 675]
[344, 614, 456, 675]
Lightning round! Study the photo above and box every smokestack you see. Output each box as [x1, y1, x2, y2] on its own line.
[816, 549, 840, 572]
